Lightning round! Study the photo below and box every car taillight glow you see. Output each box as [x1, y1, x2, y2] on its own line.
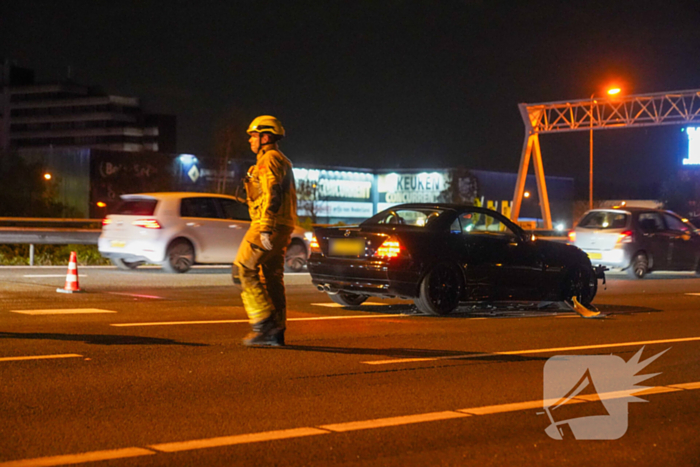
[309, 235, 320, 253]
[617, 230, 633, 244]
[567, 230, 576, 243]
[132, 218, 161, 229]
[102, 218, 112, 226]
[375, 237, 402, 258]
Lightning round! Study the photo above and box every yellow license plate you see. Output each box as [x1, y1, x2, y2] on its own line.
[111, 240, 126, 248]
[329, 238, 365, 256]
[588, 252, 602, 260]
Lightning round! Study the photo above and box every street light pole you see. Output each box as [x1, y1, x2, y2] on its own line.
[589, 93, 595, 211]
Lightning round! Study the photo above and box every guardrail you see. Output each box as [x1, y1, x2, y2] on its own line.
[0, 218, 102, 266]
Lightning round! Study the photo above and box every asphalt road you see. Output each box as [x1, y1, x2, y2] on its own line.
[0, 266, 699, 466]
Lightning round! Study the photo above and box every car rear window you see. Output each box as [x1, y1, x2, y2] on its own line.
[362, 208, 444, 227]
[113, 199, 158, 215]
[577, 211, 628, 229]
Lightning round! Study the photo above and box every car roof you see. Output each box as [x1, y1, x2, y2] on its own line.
[585, 207, 670, 215]
[120, 192, 244, 201]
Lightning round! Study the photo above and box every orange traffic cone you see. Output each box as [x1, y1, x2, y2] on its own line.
[57, 251, 81, 293]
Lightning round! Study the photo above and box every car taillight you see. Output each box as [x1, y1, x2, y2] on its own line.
[617, 230, 633, 244]
[102, 218, 112, 226]
[375, 236, 402, 258]
[309, 235, 321, 253]
[132, 218, 161, 229]
[567, 230, 576, 243]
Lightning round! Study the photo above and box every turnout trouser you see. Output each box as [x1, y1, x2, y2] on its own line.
[234, 223, 293, 329]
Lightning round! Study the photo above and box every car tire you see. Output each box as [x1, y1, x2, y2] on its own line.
[285, 242, 307, 273]
[329, 292, 368, 306]
[414, 263, 461, 316]
[562, 264, 597, 306]
[162, 239, 194, 274]
[626, 252, 648, 279]
[111, 258, 144, 271]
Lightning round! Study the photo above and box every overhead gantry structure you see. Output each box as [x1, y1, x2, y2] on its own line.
[511, 89, 700, 229]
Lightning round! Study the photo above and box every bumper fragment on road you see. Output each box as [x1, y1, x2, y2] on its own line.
[2, 380, 699, 467]
[0, 447, 155, 467]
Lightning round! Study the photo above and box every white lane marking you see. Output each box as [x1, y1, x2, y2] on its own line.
[150, 427, 328, 453]
[362, 335, 700, 365]
[312, 302, 391, 308]
[22, 274, 87, 278]
[111, 314, 410, 327]
[4, 381, 698, 467]
[319, 411, 469, 432]
[107, 292, 164, 300]
[0, 354, 83, 363]
[10, 309, 117, 315]
[0, 447, 155, 467]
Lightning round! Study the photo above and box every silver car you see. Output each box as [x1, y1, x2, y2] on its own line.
[570, 207, 700, 279]
[98, 192, 310, 273]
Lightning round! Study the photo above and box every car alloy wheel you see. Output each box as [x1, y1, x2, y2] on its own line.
[414, 263, 461, 316]
[626, 252, 648, 279]
[285, 242, 307, 272]
[562, 264, 597, 306]
[329, 292, 368, 306]
[163, 239, 194, 273]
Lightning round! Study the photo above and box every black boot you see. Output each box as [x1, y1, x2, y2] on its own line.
[242, 318, 282, 347]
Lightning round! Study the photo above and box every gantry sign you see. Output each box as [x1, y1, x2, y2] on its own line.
[511, 89, 700, 229]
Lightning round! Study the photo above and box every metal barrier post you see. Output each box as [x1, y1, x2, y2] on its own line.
[29, 244, 34, 266]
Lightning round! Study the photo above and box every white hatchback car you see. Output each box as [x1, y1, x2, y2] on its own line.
[98, 192, 310, 273]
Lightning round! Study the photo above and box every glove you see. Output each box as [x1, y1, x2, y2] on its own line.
[260, 232, 273, 251]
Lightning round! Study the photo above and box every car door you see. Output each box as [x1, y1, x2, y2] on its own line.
[460, 211, 543, 299]
[636, 212, 671, 269]
[216, 197, 251, 263]
[179, 197, 228, 263]
[663, 213, 700, 270]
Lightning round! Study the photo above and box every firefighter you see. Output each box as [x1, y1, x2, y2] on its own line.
[235, 115, 297, 346]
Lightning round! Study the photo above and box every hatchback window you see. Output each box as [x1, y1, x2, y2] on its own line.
[578, 211, 628, 229]
[180, 197, 221, 219]
[219, 198, 251, 221]
[638, 213, 665, 233]
[113, 199, 157, 215]
[663, 213, 692, 233]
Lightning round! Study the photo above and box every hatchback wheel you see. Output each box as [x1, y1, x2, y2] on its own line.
[285, 242, 307, 272]
[562, 264, 597, 306]
[111, 258, 144, 271]
[626, 252, 648, 279]
[162, 239, 194, 273]
[329, 292, 368, 306]
[414, 263, 461, 316]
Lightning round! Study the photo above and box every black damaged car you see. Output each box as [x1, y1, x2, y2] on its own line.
[308, 204, 602, 315]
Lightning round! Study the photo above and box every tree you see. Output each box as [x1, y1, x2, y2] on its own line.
[0, 153, 75, 217]
[212, 109, 253, 195]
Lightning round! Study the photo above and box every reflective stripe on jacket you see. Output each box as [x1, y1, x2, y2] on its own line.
[245, 148, 297, 231]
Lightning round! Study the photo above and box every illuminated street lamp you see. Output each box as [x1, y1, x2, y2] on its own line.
[589, 87, 622, 209]
[43, 173, 52, 180]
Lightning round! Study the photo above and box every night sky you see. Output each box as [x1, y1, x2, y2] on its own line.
[2, 0, 700, 197]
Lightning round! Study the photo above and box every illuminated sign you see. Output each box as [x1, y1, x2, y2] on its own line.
[377, 172, 446, 207]
[683, 127, 700, 165]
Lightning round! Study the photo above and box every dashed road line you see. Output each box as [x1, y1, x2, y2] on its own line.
[361, 335, 700, 365]
[107, 292, 165, 299]
[110, 314, 410, 327]
[2, 381, 697, 467]
[9, 309, 117, 315]
[0, 354, 83, 363]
